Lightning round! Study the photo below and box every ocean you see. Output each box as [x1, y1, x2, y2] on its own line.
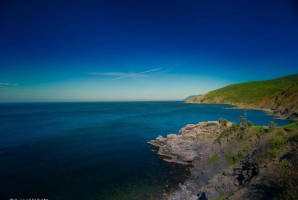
[0, 101, 292, 200]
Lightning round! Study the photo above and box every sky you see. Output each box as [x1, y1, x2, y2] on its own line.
[0, 0, 298, 101]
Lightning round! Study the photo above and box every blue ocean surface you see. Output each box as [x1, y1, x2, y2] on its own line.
[0, 102, 292, 200]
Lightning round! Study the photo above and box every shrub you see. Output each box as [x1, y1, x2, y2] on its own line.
[223, 119, 228, 126]
[213, 191, 235, 200]
[224, 153, 233, 165]
[240, 124, 247, 131]
[216, 128, 232, 142]
[290, 135, 298, 143]
[234, 151, 244, 163]
[257, 127, 266, 138]
[267, 134, 286, 160]
[283, 122, 298, 129]
[269, 135, 286, 148]
[269, 121, 277, 130]
[239, 116, 245, 125]
[267, 148, 280, 159]
[230, 123, 240, 132]
[208, 153, 219, 164]
[247, 120, 253, 127]
[269, 160, 298, 199]
[277, 130, 285, 137]
[219, 118, 228, 126]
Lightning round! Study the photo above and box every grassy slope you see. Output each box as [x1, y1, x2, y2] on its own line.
[212, 120, 298, 200]
[187, 74, 298, 120]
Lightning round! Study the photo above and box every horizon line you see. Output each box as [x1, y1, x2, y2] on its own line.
[0, 99, 186, 103]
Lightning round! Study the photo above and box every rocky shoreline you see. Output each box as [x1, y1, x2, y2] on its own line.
[148, 121, 223, 165]
[148, 120, 298, 200]
[186, 101, 298, 121]
[185, 74, 298, 122]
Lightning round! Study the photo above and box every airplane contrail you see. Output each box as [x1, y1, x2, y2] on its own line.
[113, 68, 162, 80]
[88, 68, 162, 80]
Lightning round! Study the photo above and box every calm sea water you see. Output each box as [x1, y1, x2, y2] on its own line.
[0, 102, 292, 200]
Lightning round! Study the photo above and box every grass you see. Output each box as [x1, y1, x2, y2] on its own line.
[268, 160, 298, 200]
[206, 120, 297, 199]
[186, 74, 298, 116]
[284, 122, 298, 129]
[208, 153, 219, 164]
[201, 132, 212, 140]
[215, 123, 239, 142]
[253, 126, 268, 138]
[224, 153, 233, 165]
[215, 121, 293, 162]
[219, 118, 228, 127]
[231, 124, 262, 150]
[212, 191, 234, 200]
[267, 133, 287, 160]
[212, 194, 228, 200]
[233, 151, 244, 163]
[253, 125, 269, 129]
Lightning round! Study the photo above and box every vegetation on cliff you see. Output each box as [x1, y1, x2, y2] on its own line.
[212, 120, 298, 200]
[186, 74, 298, 120]
[149, 119, 298, 200]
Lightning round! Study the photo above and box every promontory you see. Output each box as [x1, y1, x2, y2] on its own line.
[186, 74, 298, 121]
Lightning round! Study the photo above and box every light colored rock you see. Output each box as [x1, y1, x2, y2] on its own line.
[148, 121, 221, 165]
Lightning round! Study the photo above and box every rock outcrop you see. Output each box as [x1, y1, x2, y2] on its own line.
[148, 120, 298, 200]
[148, 121, 222, 165]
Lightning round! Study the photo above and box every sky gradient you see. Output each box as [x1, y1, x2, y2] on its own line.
[0, 0, 298, 101]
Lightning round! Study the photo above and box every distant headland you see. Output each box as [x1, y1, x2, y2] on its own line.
[186, 74, 298, 121]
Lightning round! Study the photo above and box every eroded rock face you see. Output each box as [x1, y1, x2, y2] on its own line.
[148, 121, 221, 165]
[149, 119, 298, 200]
[148, 121, 263, 200]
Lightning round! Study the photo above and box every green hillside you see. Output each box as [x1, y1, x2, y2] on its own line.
[186, 74, 298, 120]
[184, 95, 199, 101]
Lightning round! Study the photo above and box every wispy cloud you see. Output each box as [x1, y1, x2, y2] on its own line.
[0, 82, 18, 89]
[88, 68, 162, 80]
[0, 82, 18, 86]
[87, 72, 127, 76]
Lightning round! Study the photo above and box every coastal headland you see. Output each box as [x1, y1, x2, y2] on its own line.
[148, 120, 298, 200]
[186, 74, 298, 121]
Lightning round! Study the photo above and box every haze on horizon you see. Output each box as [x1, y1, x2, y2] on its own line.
[0, 0, 298, 102]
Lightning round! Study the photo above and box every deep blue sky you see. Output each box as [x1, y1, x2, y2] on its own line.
[0, 0, 298, 101]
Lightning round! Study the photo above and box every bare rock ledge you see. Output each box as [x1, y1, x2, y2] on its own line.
[148, 121, 231, 165]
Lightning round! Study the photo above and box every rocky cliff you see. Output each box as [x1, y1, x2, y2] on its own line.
[148, 120, 298, 200]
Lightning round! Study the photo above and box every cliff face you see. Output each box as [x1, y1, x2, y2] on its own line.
[148, 121, 223, 165]
[272, 84, 298, 120]
[186, 74, 298, 120]
[148, 121, 298, 200]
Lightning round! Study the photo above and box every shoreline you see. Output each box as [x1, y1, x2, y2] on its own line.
[185, 101, 298, 121]
[148, 120, 298, 200]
